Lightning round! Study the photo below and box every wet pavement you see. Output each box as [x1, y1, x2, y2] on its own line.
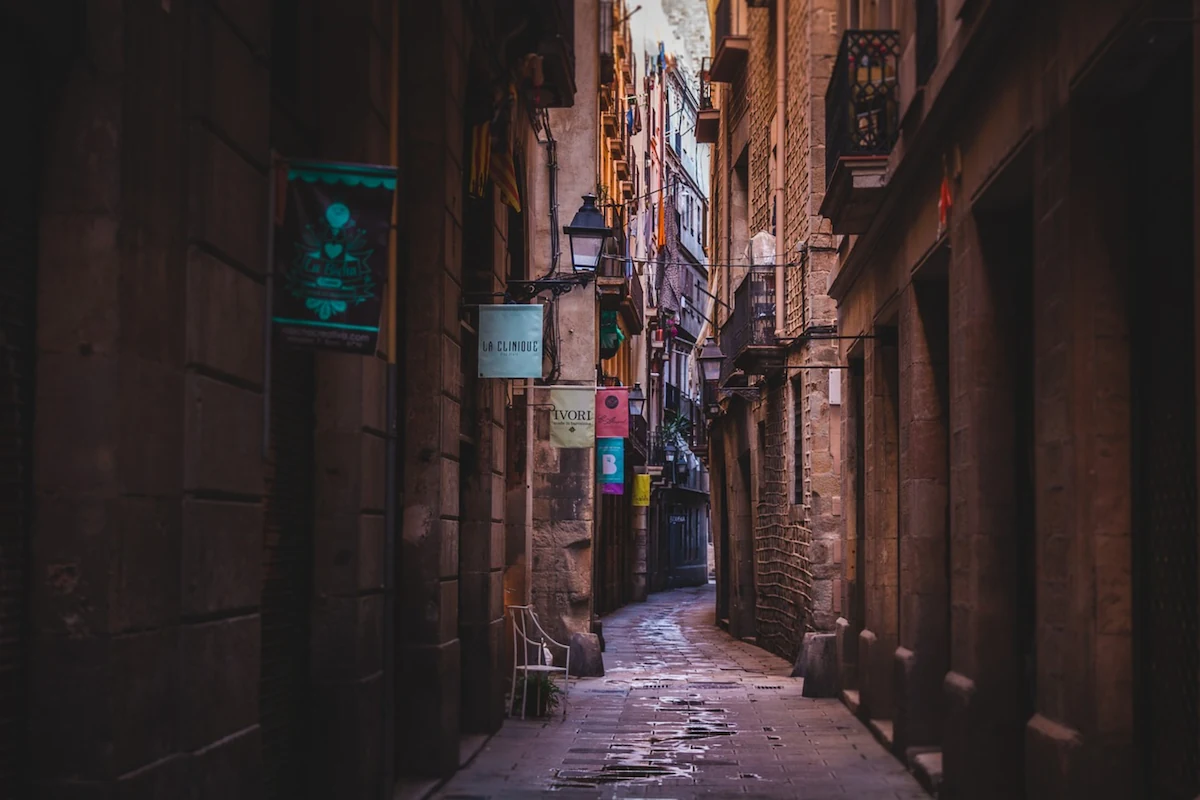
[433, 584, 929, 799]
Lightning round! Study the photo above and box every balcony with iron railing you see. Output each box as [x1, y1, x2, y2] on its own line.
[697, 56, 720, 144]
[718, 268, 784, 381]
[709, 0, 749, 83]
[820, 29, 901, 234]
[597, 239, 644, 335]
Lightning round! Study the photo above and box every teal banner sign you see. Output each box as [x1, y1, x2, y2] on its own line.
[598, 437, 624, 495]
[273, 160, 397, 354]
[478, 305, 544, 378]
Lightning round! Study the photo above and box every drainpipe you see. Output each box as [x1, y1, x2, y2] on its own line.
[773, 0, 787, 336]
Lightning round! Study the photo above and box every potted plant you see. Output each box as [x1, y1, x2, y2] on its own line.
[512, 673, 562, 717]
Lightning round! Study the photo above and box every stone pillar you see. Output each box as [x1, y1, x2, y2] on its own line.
[397, 0, 465, 778]
[632, 503, 649, 601]
[860, 331, 899, 723]
[1023, 90, 1134, 800]
[305, 1, 392, 794]
[894, 279, 950, 755]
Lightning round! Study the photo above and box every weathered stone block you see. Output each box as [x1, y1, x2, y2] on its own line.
[313, 429, 362, 517]
[36, 213, 120, 354]
[178, 616, 260, 752]
[29, 636, 111, 780]
[1023, 714, 1083, 800]
[118, 356, 183, 496]
[116, 753, 187, 800]
[397, 640, 461, 778]
[794, 632, 838, 697]
[183, 374, 263, 496]
[185, 248, 264, 386]
[109, 496, 181, 633]
[180, 501, 260, 618]
[34, 353, 118, 493]
[359, 431, 385, 511]
[187, 4, 269, 161]
[358, 514, 385, 592]
[568, 632, 605, 677]
[111, 628, 177, 775]
[311, 594, 382, 683]
[188, 128, 266, 273]
[311, 676, 383, 799]
[32, 496, 112, 638]
[186, 725, 260, 800]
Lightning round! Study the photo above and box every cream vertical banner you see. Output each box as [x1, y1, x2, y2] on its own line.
[547, 387, 596, 448]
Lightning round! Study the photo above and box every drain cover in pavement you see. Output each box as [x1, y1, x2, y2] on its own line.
[688, 682, 737, 689]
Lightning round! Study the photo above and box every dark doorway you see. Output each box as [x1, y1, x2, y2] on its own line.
[1131, 41, 1198, 800]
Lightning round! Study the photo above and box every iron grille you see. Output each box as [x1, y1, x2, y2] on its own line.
[825, 30, 901, 189]
[719, 269, 776, 367]
[1135, 266, 1199, 798]
[699, 58, 714, 110]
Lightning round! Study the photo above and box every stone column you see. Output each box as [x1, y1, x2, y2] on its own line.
[894, 279, 950, 755]
[632, 503, 649, 601]
[859, 331, 899, 724]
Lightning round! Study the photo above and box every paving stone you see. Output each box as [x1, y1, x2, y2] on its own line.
[433, 585, 927, 799]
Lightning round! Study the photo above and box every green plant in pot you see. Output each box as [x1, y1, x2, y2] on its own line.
[512, 673, 562, 717]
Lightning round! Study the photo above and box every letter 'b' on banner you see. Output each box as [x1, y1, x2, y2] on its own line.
[597, 437, 624, 495]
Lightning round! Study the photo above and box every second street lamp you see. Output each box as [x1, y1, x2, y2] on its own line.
[628, 383, 646, 417]
[563, 194, 613, 273]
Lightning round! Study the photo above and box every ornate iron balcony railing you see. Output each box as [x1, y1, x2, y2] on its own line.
[825, 29, 901, 189]
[718, 268, 777, 373]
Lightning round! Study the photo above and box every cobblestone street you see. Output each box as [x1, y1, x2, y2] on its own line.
[434, 586, 928, 798]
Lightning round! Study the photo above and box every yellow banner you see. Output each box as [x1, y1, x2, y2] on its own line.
[633, 474, 651, 507]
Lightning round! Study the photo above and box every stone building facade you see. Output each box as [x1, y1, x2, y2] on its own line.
[0, 0, 582, 797]
[702, 0, 843, 672]
[824, 0, 1200, 797]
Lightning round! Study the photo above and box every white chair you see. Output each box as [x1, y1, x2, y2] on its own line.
[508, 604, 570, 719]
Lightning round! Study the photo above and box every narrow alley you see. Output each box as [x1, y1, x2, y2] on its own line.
[435, 586, 928, 799]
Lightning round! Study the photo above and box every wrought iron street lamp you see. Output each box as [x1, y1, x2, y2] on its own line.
[563, 194, 613, 273]
[698, 337, 723, 383]
[628, 383, 646, 417]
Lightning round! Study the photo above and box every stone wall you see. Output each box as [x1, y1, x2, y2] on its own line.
[826, 1, 1177, 796]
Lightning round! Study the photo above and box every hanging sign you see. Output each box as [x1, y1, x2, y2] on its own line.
[595, 387, 629, 438]
[632, 474, 651, 506]
[273, 160, 397, 354]
[598, 437, 625, 495]
[548, 387, 595, 448]
[478, 305, 544, 378]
